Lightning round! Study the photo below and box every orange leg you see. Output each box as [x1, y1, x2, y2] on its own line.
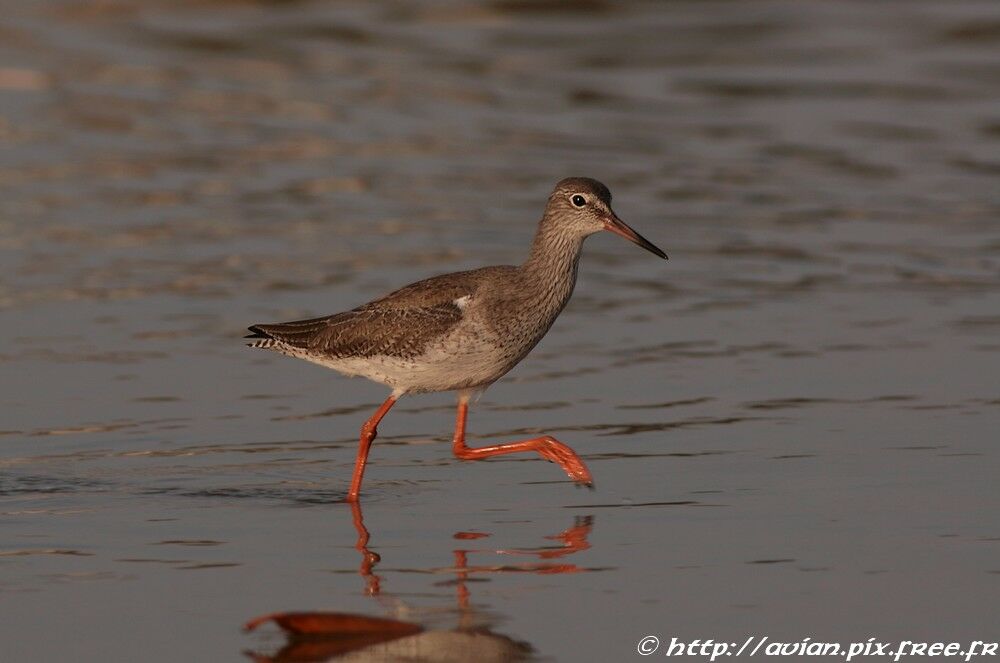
[451, 395, 593, 486]
[347, 395, 397, 502]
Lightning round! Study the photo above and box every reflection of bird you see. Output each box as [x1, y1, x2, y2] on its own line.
[247, 178, 667, 500]
[244, 503, 596, 663]
[245, 614, 531, 663]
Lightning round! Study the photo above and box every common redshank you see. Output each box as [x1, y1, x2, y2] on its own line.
[247, 177, 666, 501]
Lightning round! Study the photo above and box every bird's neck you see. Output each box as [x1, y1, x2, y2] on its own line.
[518, 218, 585, 309]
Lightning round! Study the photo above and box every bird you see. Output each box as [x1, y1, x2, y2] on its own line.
[246, 177, 667, 501]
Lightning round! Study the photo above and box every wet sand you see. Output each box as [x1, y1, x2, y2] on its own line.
[1, 1, 998, 661]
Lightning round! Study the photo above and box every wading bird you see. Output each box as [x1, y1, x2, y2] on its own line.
[247, 178, 667, 501]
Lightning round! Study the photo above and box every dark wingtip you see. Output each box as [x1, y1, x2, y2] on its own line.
[245, 325, 268, 339]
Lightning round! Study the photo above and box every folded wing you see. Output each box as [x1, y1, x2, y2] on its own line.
[246, 267, 512, 359]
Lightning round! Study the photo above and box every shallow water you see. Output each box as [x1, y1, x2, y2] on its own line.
[2, 0, 998, 661]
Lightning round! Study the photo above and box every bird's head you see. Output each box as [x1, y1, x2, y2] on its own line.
[545, 177, 667, 259]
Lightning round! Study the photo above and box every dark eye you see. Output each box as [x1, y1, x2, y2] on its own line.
[571, 194, 587, 208]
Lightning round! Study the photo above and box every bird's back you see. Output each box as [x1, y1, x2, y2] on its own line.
[247, 265, 517, 374]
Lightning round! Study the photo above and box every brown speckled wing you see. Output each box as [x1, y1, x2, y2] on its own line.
[248, 304, 464, 360]
[318, 302, 465, 359]
[247, 267, 514, 359]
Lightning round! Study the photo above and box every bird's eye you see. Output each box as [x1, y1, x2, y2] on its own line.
[571, 194, 587, 208]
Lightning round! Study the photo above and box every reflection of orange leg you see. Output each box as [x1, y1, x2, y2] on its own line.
[453, 550, 471, 612]
[451, 394, 593, 486]
[350, 501, 381, 595]
[347, 396, 397, 502]
[541, 516, 593, 558]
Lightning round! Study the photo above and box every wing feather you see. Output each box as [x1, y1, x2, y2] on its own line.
[246, 266, 514, 359]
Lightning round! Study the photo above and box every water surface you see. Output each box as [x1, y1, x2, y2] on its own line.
[2, 1, 998, 661]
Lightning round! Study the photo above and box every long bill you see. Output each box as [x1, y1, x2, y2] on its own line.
[603, 213, 668, 260]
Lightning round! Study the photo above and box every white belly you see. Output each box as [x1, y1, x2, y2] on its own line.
[279, 326, 515, 395]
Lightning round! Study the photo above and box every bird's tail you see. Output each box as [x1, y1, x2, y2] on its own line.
[246, 315, 338, 350]
[245, 325, 279, 349]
